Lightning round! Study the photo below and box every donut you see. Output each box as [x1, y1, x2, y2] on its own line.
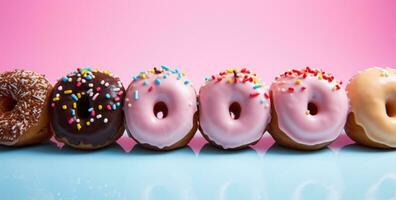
[124, 66, 198, 150]
[50, 67, 125, 150]
[345, 67, 396, 148]
[269, 67, 348, 150]
[199, 68, 271, 149]
[0, 70, 52, 146]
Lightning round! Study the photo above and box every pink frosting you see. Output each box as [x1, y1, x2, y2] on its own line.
[270, 68, 349, 145]
[124, 66, 198, 149]
[199, 69, 271, 149]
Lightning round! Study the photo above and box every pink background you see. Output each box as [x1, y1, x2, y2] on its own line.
[1, 0, 396, 87]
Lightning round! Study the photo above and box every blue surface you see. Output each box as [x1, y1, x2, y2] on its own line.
[1, 134, 396, 200]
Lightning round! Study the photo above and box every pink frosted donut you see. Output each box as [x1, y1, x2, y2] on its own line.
[269, 67, 348, 150]
[199, 68, 271, 149]
[124, 66, 198, 150]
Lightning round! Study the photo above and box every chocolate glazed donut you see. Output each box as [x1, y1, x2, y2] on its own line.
[50, 68, 125, 150]
[0, 70, 53, 146]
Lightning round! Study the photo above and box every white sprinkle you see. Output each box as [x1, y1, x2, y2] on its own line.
[31, 79, 38, 86]
[100, 80, 105, 85]
[133, 90, 139, 100]
[90, 118, 94, 122]
[88, 83, 93, 87]
[104, 118, 108, 123]
[32, 95, 44, 102]
[10, 83, 17, 89]
[58, 86, 63, 91]
[96, 114, 102, 119]
[105, 82, 109, 87]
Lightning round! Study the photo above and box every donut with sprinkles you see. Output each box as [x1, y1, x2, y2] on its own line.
[124, 66, 198, 150]
[50, 67, 125, 150]
[269, 67, 348, 150]
[0, 70, 53, 146]
[199, 68, 271, 149]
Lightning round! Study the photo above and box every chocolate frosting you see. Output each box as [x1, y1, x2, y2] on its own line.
[50, 68, 125, 147]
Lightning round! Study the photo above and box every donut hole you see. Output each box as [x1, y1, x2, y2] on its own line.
[77, 95, 91, 119]
[229, 102, 242, 120]
[386, 100, 396, 117]
[153, 101, 168, 119]
[307, 102, 319, 115]
[0, 96, 17, 112]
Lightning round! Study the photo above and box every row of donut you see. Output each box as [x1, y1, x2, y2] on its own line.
[0, 66, 395, 151]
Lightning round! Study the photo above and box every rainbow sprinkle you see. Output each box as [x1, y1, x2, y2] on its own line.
[51, 67, 124, 132]
[133, 90, 139, 100]
[205, 68, 267, 98]
[154, 78, 161, 85]
[274, 67, 343, 93]
[126, 66, 192, 103]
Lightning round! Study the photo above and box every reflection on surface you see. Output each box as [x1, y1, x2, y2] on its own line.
[338, 144, 396, 200]
[265, 145, 341, 200]
[1, 133, 396, 199]
[197, 144, 267, 200]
